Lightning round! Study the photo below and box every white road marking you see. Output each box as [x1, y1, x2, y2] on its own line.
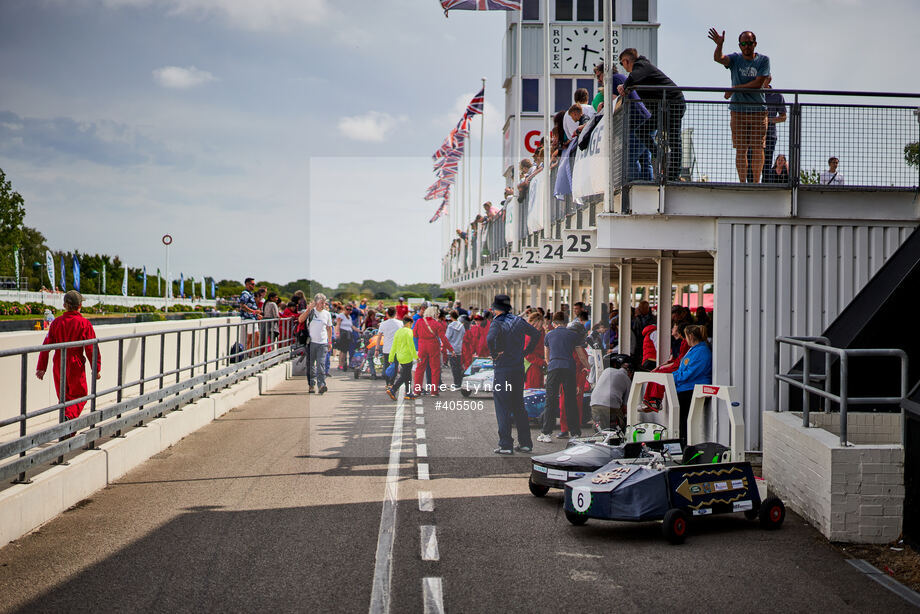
[417, 463, 430, 480]
[415, 407, 423, 415]
[415, 399, 423, 405]
[416, 417, 425, 425]
[368, 389, 406, 614]
[416, 443, 428, 457]
[416, 428, 426, 439]
[418, 491, 434, 512]
[422, 578, 445, 614]
[420, 525, 440, 561]
[556, 551, 603, 559]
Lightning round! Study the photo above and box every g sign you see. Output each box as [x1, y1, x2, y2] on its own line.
[525, 130, 542, 153]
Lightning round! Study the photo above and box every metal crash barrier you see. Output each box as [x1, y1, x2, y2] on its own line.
[774, 336, 909, 446]
[0, 317, 297, 484]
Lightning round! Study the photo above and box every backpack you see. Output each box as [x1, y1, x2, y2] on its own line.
[296, 311, 315, 345]
[229, 342, 245, 364]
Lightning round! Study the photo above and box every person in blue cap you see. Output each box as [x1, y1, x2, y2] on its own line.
[486, 294, 540, 454]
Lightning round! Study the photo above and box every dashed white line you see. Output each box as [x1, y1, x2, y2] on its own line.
[418, 490, 434, 512]
[417, 463, 430, 480]
[422, 577, 445, 614]
[416, 428, 426, 439]
[368, 388, 406, 614]
[416, 417, 425, 425]
[416, 443, 428, 457]
[415, 407, 424, 415]
[420, 525, 440, 561]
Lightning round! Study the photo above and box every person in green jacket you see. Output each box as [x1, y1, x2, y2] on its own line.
[386, 316, 418, 400]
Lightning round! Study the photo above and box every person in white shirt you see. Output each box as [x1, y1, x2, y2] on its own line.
[299, 293, 333, 394]
[563, 88, 597, 141]
[378, 307, 403, 385]
[591, 354, 634, 431]
[819, 156, 845, 185]
[445, 310, 467, 387]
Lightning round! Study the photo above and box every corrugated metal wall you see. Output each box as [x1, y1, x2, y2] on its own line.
[712, 220, 917, 450]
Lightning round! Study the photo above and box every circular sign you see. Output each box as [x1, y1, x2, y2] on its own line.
[162, 234, 173, 245]
[572, 487, 591, 512]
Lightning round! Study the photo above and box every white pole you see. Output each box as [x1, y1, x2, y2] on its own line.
[478, 77, 486, 219]
[516, 9, 523, 191]
[543, 0, 553, 235]
[604, 0, 616, 213]
[165, 245, 170, 299]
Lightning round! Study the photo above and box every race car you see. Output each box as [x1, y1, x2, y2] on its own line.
[528, 423, 681, 497]
[460, 367, 494, 397]
[559, 384, 785, 544]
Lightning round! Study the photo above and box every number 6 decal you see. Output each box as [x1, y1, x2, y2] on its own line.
[573, 486, 591, 512]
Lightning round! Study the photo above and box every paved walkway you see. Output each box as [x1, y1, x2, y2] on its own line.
[0, 368, 915, 613]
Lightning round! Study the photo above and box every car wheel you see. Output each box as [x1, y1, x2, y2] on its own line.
[662, 508, 688, 544]
[528, 478, 550, 498]
[759, 496, 785, 530]
[565, 509, 588, 526]
[460, 389, 472, 397]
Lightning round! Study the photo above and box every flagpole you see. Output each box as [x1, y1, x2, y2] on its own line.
[604, 0, 615, 215]
[515, 8, 523, 192]
[543, 0, 552, 241]
[478, 77, 485, 221]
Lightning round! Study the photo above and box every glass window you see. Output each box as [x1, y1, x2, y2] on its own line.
[577, 0, 594, 20]
[632, 0, 648, 21]
[576, 78, 594, 102]
[555, 0, 573, 21]
[555, 79, 573, 113]
[522, 78, 539, 113]
[522, 0, 540, 21]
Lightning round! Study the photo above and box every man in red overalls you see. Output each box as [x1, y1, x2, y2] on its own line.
[413, 306, 454, 396]
[36, 291, 102, 420]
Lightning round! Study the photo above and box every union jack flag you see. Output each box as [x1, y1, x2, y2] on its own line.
[440, 0, 521, 16]
[429, 199, 449, 223]
[464, 87, 484, 117]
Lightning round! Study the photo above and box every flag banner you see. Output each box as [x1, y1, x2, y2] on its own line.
[211, 279, 216, 299]
[464, 87, 484, 116]
[13, 247, 19, 290]
[180, 273, 184, 298]
[102, 263, 106, 294]
[121, 267, 128, 297]
[143, 266, 147, 296]
[440, 0, 521, 16]
[60, 255, 66, 291]
[45, 251, 55, 290]
[429, 198, 449, 223]
[73, 256, 81, 292]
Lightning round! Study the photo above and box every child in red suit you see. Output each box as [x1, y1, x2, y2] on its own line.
[36, 291, 102, 420]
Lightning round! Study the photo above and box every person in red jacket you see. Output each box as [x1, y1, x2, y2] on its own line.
[395, 297, 409, 321]
[643, 322, 690, 411]
[477, 312, 492, 357]
[462, 315, 484, 370]
[524, 312, 546, 389]
[641, 323, 658, 371]
[36, 291, 102, 421]
[413, 306, 454, 396]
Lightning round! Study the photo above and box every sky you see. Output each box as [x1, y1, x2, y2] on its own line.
[1, 0, 919, 288]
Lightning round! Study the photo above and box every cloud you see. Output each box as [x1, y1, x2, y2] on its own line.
[0, 110, 188, 167]
[152, 66, 216, 89]
[338, 111, 406, 143]
[100, 0, 331, 31]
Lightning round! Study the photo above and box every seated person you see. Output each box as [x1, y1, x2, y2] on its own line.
[591, 354, 633, 431]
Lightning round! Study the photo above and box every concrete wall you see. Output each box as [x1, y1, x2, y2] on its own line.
[807, 412, 903, 446]
[763, 411, 904, 544]
[0, 362, 288, 548]
[0, 289, 216, 310]
[0, 317, 257, 443]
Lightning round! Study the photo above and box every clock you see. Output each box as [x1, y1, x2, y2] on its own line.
[551, 23, 622, 74]
[561, 25, 603, 73]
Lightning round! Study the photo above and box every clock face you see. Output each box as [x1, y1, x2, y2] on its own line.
[561, 25, 604, 73]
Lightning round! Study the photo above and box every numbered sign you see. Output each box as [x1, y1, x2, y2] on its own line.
[563, 231, 594, 254]
[523, 248, 540, 266]
[540, 241, 564, 262]
[572, 486, 591, 512]
[500, 259, 510, 272]
[510, 254, 523, 269]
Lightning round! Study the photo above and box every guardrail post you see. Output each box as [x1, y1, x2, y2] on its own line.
[114, 338, 125, 437]
[190, 328, 196, 378]
[802, 347, 811, 427]
[16, 354, 30, 483]
[773, 337, 780, 411]
[203, 328, 209, 375]
[839, 353, 849, 446]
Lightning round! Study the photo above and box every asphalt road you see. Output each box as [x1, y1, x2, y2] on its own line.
[0, 365, 916, 613]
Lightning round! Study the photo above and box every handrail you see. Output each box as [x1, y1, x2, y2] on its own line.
[628, 85, 920, 99]
[773, 336, 909, 446]
[0, 316, 297, 483]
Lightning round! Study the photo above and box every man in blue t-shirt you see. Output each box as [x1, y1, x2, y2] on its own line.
[709, 28, 771, 183]
[537, 311, 587, 442]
